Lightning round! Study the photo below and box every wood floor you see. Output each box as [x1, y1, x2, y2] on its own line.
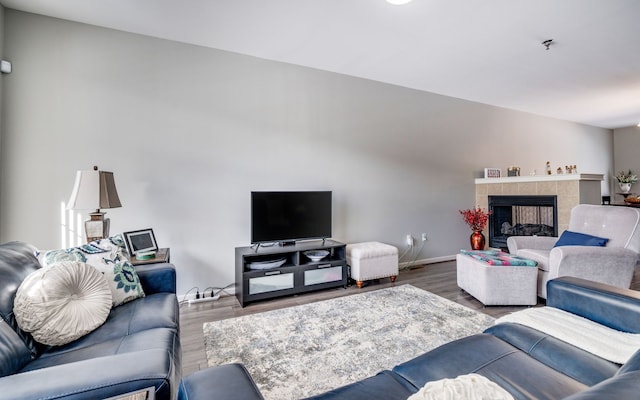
[179, 261, 640, 377]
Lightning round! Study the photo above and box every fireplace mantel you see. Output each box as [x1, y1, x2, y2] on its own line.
[475, 173, 604, 236]
[475, 173, 604, 185]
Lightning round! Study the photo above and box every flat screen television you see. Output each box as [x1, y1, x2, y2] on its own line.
[251, 191, 332, 244]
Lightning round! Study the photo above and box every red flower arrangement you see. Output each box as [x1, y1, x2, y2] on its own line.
[459, 207, 492, 231]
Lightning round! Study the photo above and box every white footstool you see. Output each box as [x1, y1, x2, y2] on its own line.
[456, 251, 538, 306]
[346, 242, 398, 288]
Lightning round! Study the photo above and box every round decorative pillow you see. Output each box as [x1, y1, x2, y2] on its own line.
[13, 261, 112, 346]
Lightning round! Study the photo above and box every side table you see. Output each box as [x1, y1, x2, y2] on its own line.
[130, 248, 170, 266]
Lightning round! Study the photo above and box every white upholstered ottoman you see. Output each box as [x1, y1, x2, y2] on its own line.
[456, 251, 538, 306]
[347, 242, 398, 288]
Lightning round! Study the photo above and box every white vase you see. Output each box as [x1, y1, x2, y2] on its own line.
[619, 182, 632, 193]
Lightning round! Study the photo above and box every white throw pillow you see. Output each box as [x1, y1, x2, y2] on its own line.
[13, 261, 112, 346]
[36, 235, 145, 307]
[407, 374, 514, 400]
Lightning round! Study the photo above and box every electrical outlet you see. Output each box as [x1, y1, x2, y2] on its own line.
[406, 234, 413, 247]
[421, 233, 428, 242]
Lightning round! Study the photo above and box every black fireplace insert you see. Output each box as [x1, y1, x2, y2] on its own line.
[488, 195, 558, 251]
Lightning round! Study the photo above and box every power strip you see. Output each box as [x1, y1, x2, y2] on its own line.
[188, 294, 220, 304]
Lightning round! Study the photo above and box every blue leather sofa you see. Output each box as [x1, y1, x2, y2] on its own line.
[0, 241, 181, 400]
[180, 276, 640, 400]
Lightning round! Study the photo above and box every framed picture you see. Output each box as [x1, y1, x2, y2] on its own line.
[484, 168, 502, 179]
[123, 229, 158, 256]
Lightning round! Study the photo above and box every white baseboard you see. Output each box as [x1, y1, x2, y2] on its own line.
[399, 254, 456, 269]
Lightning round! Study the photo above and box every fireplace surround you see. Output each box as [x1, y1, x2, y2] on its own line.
[475, 173, 603, 250]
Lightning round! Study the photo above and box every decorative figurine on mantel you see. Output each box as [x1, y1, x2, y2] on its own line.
[546, 161, 552, 175]
[557, 167, 563, 174]
[565, 165, 578, 174]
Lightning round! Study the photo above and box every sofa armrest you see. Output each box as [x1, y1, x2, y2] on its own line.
[135, 262, 176, 294]
[548, 246, 637, 289]
[507, 236, 557, 253]
[177, 364, 264, 400]
[0, 349, 178, 400]
[547, 276, 640, 333]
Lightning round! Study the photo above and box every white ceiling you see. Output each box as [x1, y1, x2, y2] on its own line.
[2, 0, 640, 129]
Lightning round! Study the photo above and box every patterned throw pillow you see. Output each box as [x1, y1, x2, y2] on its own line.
[36, 235, 145, 307]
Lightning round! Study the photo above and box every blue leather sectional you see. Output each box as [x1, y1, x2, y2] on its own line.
[0, 241, 181, 400]
[3, 237, 639, 399]
[180, 276, 640, 400]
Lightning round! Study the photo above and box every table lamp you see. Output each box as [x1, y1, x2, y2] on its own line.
[67, 166, 122, 242]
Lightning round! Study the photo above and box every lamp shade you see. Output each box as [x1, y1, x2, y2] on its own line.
[67, 168, 122, 211]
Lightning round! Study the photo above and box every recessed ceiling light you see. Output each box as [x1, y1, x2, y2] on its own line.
[386, 0, 413, 5]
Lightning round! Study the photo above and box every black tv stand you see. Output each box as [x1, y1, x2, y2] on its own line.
[235, 239, 347, 307]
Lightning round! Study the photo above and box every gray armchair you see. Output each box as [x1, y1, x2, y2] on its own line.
[507, 204, 640, 298]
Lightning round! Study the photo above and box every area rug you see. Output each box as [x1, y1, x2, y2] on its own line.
[203, 285, 494, 399]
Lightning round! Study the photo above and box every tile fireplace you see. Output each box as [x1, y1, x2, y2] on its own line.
[475, 173, 604, 250]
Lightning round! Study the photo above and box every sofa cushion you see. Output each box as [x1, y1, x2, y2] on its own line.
[20, 327, 179, 373]
[554, 230, 609, 248]
[303, 370, 416, 400]
[392, 334, 589, 400]
[13, 261, 112, 346]
[495, 307, 640, 364]
[485, 323, 619, 386]
[37, 235, 145, 307]
[29, 292, 179, 354]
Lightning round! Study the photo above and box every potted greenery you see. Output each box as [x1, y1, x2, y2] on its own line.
[615, 169, 638, 194]
[459, 207, 492, 250]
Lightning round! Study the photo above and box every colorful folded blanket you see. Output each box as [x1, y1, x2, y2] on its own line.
[460, 249, 537, 266]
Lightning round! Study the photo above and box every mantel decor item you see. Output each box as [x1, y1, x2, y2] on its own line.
[615, 169, 637, 194]
[459, 207, 492, 250]
[484, 168, 501, 178]
[67, 166, 122, 242]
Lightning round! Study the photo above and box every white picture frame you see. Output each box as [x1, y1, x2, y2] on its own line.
[484, 168, 502, 179]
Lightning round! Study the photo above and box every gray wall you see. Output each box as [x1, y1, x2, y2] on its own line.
[1, 10, 613, 296]
[613, 125, 640, 200]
